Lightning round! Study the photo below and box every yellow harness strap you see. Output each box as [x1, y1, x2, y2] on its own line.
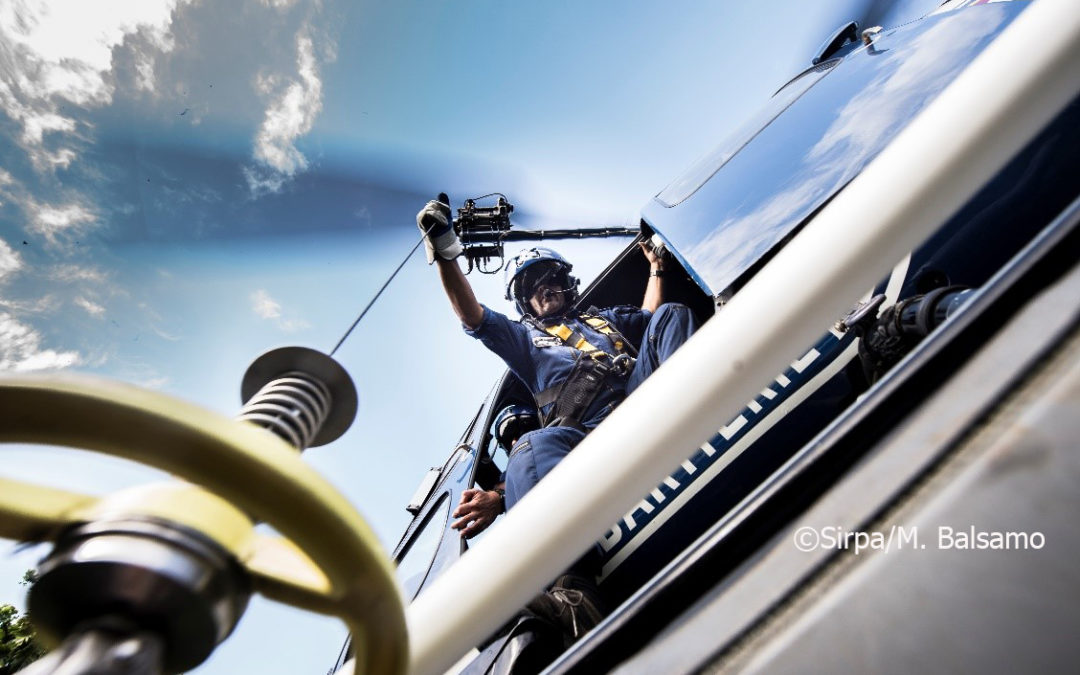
[583, 315, 625, 353]
[543, 314, 624, 358]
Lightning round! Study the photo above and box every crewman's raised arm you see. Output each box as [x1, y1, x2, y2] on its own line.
[437, 257, 484, 329]
[416, 197, 484, 329]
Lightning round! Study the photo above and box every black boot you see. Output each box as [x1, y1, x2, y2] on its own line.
[525, 573, 607, 648]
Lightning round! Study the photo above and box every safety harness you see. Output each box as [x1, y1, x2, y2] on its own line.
[527, 310, 638, 430]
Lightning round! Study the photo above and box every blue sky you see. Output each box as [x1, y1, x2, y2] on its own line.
[0, 0, 942, 672]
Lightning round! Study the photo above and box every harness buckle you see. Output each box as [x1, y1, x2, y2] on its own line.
[611, 353, 635, 376]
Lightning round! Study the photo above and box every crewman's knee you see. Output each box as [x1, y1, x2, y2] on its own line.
[653, 302, 692, 323]
[504, 445, 538, 509]
[655, 301, 689, 314]
[504, 426, 584, 508]
[648, 303, 697, 342]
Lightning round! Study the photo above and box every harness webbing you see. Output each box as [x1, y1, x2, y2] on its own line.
[541, 313, 627, 359]
[528, 311, 639, 427]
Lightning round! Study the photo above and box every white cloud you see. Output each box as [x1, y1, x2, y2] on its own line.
[249, 30, 324, 191]
[134, 301, 180, 341]
[140, 375, 170, 389]
[0, 312, 80, 371]
[29, 201, 95, 248]
[0, 0, 192, 170]
[242, 165, 288, 198]
[74, 295, 105, 317]
[47, 263, 108, 284]
[0, 238, 23, 282]
[250, 289, 309, 333]
[251, 289, 282, 319]
[352, 206, 372, 229]
[278, 317, 311, 332]
[150, 325, 181, 341]
[34, 203, 94, 229]
[0, 294, 62, 314]
[20, 110, 76, 145]
[135, 53, 158, 92]
[1, 0, 188, 102]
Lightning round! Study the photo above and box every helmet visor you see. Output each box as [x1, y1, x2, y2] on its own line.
[518, 262, 565, 300]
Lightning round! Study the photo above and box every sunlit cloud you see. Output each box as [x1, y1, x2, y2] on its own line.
[250, 289, 310, 332]
[253, 33, 321, 173]
[241, 166, 288, 198]
[29, 201, 96, 248]
[247, 29, 328, 194]
[20, 110, 75, 145]
[0, 238, 23, 282]
[134, 53, 159, 93]
[0, 294, 62, 314]
[150, 326, 182, 342]
[0, 167, 16, 208]
[0, 0, 192, 170]
[277, 318, 311, 332]
[251, 289, 282, 319]
[141, 375, 171, 389]
[74, 296, 106, 317]
[135, 301, 181, 341]
[352, 206, 373, 229]
[0, 312, 80, 371]
[46, 263, 109, 284]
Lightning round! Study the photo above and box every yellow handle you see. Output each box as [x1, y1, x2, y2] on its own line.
[0, 372, 407, 675]
[0, 478, 100, 542]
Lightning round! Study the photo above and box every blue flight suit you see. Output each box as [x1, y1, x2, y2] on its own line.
[465, 302, 698, 509]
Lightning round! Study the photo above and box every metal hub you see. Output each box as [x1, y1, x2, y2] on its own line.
[28, 518, 251, 673]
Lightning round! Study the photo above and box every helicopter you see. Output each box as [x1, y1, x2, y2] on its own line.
[336, 0, 1080, 672]
[1, 0, 1078, 674]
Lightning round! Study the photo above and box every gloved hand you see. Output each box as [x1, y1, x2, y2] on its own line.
[416, 195, 463, 264]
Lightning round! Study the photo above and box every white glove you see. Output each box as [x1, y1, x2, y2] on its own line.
[416, 199, 463, 264]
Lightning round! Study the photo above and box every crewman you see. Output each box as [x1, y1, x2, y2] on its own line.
[417, 197, 698, 644]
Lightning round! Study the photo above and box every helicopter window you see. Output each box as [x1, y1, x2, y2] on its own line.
[656, 58, 838, 208]
[472, 442, 506, 490]
[395, 494, 451, 600]
[472, 396, 534, 489]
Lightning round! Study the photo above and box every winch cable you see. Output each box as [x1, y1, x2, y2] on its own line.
[329, 230, 428, 357]
[330, 193, 454, 357]
[328, 192, 638, 356]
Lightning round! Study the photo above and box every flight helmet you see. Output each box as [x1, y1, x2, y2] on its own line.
[492, 404, 539, 450]
[503, 247, 579, 315]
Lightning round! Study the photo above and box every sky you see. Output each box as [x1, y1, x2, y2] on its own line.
[0, 0, 943, 672]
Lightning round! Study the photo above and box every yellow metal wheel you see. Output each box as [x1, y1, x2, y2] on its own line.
[0, 372, 407, 675]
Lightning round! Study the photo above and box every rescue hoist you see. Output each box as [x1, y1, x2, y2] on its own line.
[0, 347, 407, 675]
[450, 194, 638, 274]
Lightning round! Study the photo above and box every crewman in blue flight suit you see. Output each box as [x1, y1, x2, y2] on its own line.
[417, 197, 698, 647]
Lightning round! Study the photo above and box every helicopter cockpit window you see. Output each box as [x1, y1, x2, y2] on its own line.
[473, 385, 539, 489]
[656, 58, 838, 208]
[395, 494, 450, 600]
